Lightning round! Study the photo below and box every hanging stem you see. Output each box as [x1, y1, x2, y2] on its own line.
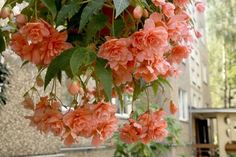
[34, 0, 38, 20]
[145, 88, 150, 112]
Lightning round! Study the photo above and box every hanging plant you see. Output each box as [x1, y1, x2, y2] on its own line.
[0, 0, 204, 147]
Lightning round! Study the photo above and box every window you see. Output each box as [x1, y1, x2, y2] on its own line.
[202, 64, 208, 84]
[178, 89, 189, 121]
[112, 95, 132, 119]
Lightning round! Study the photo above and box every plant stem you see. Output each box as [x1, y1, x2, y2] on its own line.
[145, 88, 150, 112]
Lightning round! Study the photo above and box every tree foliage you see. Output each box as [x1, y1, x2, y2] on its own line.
[207, 0, 236, 108]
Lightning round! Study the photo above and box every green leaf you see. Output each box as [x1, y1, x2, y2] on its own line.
[133, 79, 146, 102]
[113, 18, 125, 37]
[70, 47, 96, 75]
[95, 58, 113, 101]
[44, 47, 77, 89]
[56, 0, 82, 25]
[85, 13, 108, 44]
[79, 0, 105, 30]
[0, 30, 5, 54]
[40, 0, 57, 19]
[113, 0, 130, 18]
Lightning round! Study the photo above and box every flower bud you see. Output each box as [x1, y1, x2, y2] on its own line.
[0, 7, 11, 19]
[143, 9, 149, 18]
[169, 101, 178, 115]
[21, 94, 34, 110]
[133, 6, 143, 19]
[36, 75, 44, 87]
[67, 79, 82, 95]
[195, 2, 205, 13]
[16, 14, 28, 27]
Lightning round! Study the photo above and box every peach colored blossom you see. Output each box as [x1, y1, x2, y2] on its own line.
[133, 6, 143, 19]
[138, 111, 168, 143]
[62, 131, 79, 146]
[131, 30, 146, 51]
[143, 26, 168, 52]
[120, 119, 142, 144]
[135, 58, 170, 83]
[152, 0, 166, 7]
[39, 31, 72, 65]
[169, 101, 178, 114]
[92, 116, 118, 146]
[196, 2, 205, 13]
[26, 97, 65, 136]
[174, 0, 189, 7]
[10, 20, 72, 66]
[112, 63, 133, 85]
[20, 21, 50, 44]
[63, 107, 93, 138]
[168, 45, 190, 64]
[91, 102, 118, 146]
[93, 102, 117, 121]
[162, 2, 175, 17]
[98, 38, 133, 71]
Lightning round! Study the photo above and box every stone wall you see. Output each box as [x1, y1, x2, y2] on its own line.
[0, 52, 62, 157]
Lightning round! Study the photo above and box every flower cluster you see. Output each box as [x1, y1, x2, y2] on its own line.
[10, 20, 72, 65]
[25, 97, 118, 146]
[120, 109, 168, 144]
[99, 9, 192, 85]
[1, 0, 205, 147]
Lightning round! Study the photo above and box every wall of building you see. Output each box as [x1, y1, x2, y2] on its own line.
[0, 52, 63, 156]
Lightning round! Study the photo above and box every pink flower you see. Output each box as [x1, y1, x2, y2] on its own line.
[92, 116, 118, 146]
[39, 31, 72, 65]
[152, 0, 166, 7]
[19, 21, 50, 44]
[131, 30, 146, 51]
[120, 109, 168, 144]
[138, 111, 168, 143]
[168, 45, 190, 64]
[162, 2, 175, 17]
[93, 102, 117, 121]
[10, 20, 72, 66]
[26, 97, 65, 136]
[143, 26, 168, 52]
[63, 106, 93, 138]
[98, 38, 133, 71]
[120, 119, 142, 144]
[112, 66, 133, 86]
[174, 0, 189, 7]
[91, 102, 118, 146]
[196, 2, 205, 13]
[133, 6, 143, 19]
[135, 58, 170, 83]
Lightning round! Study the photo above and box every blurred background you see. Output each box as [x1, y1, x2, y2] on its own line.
[0, 0, 236, 157]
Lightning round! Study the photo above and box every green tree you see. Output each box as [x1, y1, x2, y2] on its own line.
[207, 0, 236, 108]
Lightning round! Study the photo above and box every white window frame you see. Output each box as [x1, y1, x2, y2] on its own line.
[112, 95, 132, 119]
[178, 89, 189, 121]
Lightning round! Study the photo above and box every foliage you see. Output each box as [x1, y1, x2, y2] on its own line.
[0, 0, 197, 149]
[0, 62, 9, 106]
[207, 0, 236, 108]
[114, 107, 181, 157]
